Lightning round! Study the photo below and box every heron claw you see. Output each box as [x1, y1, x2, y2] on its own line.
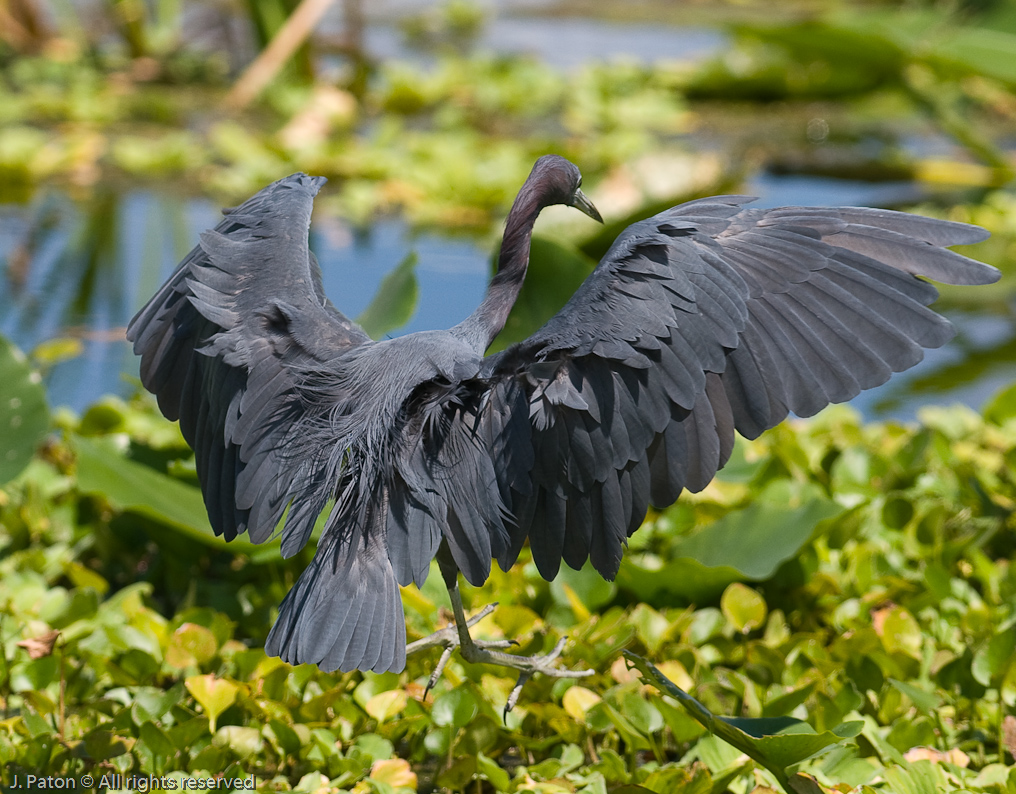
[407, 600, 592, 714]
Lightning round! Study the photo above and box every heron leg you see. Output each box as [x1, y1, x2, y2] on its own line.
[407, 545, 593, 714]
[405, 596, 515, 697]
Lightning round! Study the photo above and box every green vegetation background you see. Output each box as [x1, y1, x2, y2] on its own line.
[2, 0, 1016, 792]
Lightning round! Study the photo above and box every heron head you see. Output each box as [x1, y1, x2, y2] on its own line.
[531, 155, 603, 223]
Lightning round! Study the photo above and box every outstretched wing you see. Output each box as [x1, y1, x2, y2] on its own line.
[127, 173, 369, 554]
[481, 198, 998, 580]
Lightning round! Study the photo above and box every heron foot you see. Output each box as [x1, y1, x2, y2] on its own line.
[406, 603, 518, 698]
[406, 596, 593, 715]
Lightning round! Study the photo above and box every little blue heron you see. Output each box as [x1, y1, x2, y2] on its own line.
[128, 155, 999, 709]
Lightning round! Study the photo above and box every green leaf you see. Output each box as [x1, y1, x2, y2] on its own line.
[356, 251, 419, 338]
[213, 725, 263, 758]
[887, 679, 942, 713]
[137, 721, 176, 773]
[0, 335, 49, 484]
[365, 689, 408, 723]
[74, 436, 272, 557]
[620, 691, 664, 735]
[551, 560, 617, 614]
[185, 674, 239, 732]
[882, 760, 948, 794]
[674, 497, 841, 578]
[266, 719, 302, 756]
[763, 683, 817, 718]
[562, 686, 602, 721]
[971, 626, 1016, 686]
[616, 556, 742, 604]
[983, 382, 1016, 425]
[619, 497, 840, 602]
[30, 337, 83, 368]
[166, 622, 219, 669]
[627, 652, 861, 789]
[82, 729, 130, 760]
[354, 732, 395, 763]
[643, 763, 712, 794]
[431, 687, 478, 728]
[477, 752, 511, 791]
[933, 28, 1016, 86]
[721, 583, 767, 633]
[878, 606, 923, 659]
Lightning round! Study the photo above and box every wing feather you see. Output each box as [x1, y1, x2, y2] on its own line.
[482, 200, 998, 579]
[127, 173, 371, 553]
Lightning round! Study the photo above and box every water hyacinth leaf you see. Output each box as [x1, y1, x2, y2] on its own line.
[721, 583, 768, 633]
[354, 671, 402, 709]
[370, 758, 418, 789]
[431, 687, 478, 728]
[875, 605, 923, 659]
[266, 719, 303, 756]
[972, 626, 1016, 686]
[562, 685, 602, 721]
[630, 604, 673, 653]
[620, 691, 664, 735]
[355, 251, 419, 338]
[74, 436, 270, 557]
[589, 702, 651, 751]
[83, 729, 131, 760]
[355, 732, 395, 763]
[551, 560, 617, 613]
[477, 752, 511, 792]
[213, 725, 264, 758]
[437, 756, 478, 791]
[626, 652, 862, 791]
[166, 622, 219, 669]
[365, 689, 408, 723]
[0, 335, 49, 484]
[882, 759, 949, 794]
[185, 675, 239, 732]
[641, 764, 712, 794]
[137, 721, 176, 772]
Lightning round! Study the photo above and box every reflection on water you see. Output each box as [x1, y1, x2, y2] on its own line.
[362, 18, 726, 69]
[1, 175, 1012, 420]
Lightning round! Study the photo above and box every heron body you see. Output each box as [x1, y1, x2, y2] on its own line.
[128, 155, 999, 684]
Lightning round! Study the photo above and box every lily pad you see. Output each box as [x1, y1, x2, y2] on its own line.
[0, 335, 49, 484]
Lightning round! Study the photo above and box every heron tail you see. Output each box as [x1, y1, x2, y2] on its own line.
[265, 524, 406, 674]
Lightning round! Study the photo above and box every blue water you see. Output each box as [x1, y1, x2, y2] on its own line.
[362, 18, 726, 69]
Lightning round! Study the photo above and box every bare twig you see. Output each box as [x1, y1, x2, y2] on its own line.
[226, 0, 336, 110]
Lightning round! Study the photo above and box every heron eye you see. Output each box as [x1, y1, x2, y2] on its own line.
[576, 176, 582, 188]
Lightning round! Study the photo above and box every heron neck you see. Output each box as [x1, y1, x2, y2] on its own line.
[453, 186, 543, 353]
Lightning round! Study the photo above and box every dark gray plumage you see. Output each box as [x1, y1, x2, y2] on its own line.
[127, 156, 999, 676]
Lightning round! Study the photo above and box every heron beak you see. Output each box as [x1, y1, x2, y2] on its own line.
[572, 189, 603, 223]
